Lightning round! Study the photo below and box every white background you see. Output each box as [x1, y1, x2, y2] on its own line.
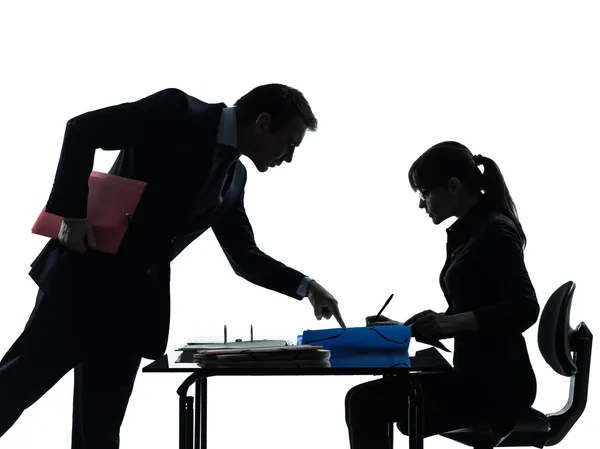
[0, 1, 598, 448]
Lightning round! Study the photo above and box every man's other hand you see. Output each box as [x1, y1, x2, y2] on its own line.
[58, 218, 97, 253]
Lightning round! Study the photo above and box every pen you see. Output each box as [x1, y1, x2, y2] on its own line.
[374, 293, 394, 322]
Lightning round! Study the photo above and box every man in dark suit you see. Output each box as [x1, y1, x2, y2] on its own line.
[0, 84, 346, 448]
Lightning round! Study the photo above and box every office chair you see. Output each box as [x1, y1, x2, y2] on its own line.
[440, 280, 593, 449]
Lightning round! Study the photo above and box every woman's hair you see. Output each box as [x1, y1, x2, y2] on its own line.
[408, 141, 526, 248]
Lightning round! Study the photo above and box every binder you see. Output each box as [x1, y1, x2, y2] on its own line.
[32, 171, 147, 254]
[178, 340, 290, 352]
[301, 325, 412, 351]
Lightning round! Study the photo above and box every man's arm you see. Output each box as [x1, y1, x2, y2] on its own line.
[46, 88, 190, 218]
[212, 189, 309, 300]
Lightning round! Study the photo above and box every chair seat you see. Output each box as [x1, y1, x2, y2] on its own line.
[441, 408, 550, 447]
[513, 408, 550, 433]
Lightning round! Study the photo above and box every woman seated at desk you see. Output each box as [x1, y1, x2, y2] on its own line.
[345, 141, 540, 448]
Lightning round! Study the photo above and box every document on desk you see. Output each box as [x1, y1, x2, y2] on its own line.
[178, 339, 290, 351]
[32, 171, 147, 254]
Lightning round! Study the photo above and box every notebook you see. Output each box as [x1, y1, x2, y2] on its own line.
[32, 171, 147, 254]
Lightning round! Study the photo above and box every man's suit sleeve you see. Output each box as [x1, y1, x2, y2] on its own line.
[46, 88, 191, 218]
[212, 190, 308, 300]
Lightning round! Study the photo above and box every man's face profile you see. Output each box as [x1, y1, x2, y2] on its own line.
[252, 114, 307, 172]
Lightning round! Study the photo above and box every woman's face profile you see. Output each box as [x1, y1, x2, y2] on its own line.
[417, 178, 462, 225]
[419, 188, 446, 224]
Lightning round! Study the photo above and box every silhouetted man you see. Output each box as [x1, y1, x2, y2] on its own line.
[0, 84, 346, 449]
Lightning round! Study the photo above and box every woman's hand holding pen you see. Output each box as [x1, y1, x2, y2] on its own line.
[365, 293, 399, 326]
[365, 310, 453, 336]
[363, 298, 480, 337]
[365, 315, 402, 326]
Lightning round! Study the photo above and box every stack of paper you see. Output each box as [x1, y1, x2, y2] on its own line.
[192, 345, 331, 368]
[178, 340, 291, 352]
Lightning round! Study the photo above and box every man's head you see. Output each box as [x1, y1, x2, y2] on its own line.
[234, 84, 317, 172]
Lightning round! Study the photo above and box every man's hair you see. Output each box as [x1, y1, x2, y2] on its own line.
[234, 83, 318, 132]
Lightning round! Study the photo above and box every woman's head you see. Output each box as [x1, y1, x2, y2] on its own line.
[408, 141, 526, 247]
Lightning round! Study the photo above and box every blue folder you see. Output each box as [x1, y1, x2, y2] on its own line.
[329, 350, 411, 368]
[301, 325, 412, 351]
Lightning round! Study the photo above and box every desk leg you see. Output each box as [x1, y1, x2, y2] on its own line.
[194, 377, 207, 449]
[383, 373, 395, 448]
[179, 393, 194, 449]
[177, 373, 202, 449]
[408, 376, 424, 449]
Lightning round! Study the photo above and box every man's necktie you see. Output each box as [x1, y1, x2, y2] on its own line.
[190, 145, 239, 217]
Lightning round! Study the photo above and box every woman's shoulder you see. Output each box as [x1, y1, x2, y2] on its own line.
[480, 211, 523, 246]
[487, 210, 517, 229]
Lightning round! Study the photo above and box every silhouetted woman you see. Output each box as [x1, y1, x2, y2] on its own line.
[345, 141, 540, 448]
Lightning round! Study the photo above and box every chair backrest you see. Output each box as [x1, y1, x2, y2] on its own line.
[537, 281, 594, 446]
[537, 281, 578, 376]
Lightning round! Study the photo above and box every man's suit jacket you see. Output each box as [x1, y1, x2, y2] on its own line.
[29, 88, 307, 359]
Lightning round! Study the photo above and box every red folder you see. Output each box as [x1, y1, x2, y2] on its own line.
[32, 171, 148, 254]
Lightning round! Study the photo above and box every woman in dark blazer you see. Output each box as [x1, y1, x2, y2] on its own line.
[345, 141, 540, 449]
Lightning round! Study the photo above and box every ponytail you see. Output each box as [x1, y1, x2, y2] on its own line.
[474, 154, 527, 249]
